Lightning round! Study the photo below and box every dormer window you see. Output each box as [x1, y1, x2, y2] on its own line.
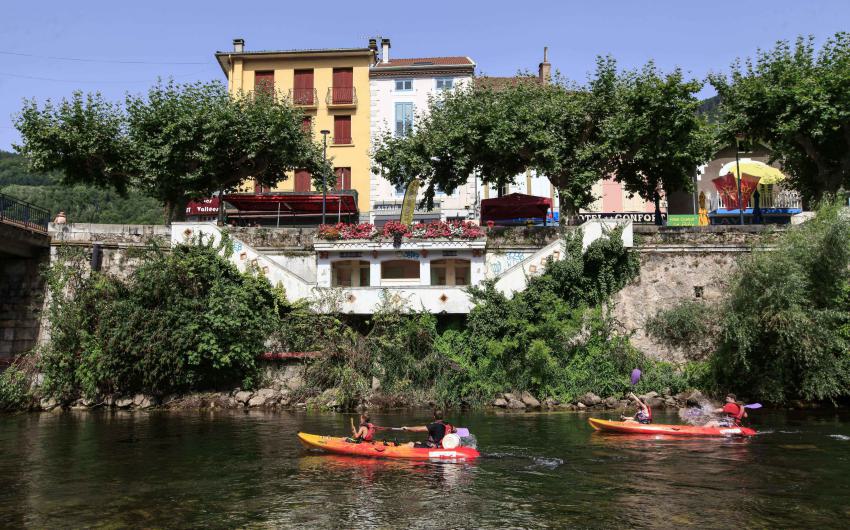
[395, 79, 413, 91]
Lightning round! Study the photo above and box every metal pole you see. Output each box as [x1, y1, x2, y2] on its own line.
[276, 201, 280, 228]
[320, 130, 330, 225]
[735, 134, 744, 225]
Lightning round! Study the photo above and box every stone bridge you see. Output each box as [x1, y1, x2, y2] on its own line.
[0, 193, 51, 362]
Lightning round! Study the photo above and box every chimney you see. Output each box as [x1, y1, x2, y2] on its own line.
[368, 38, 377, 51]
[381, 38, 391, 64]
[538, 46, 551, 84]
[233, 38, 245, 53]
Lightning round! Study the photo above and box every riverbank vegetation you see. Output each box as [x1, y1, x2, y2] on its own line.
[647, 200, 850, 403]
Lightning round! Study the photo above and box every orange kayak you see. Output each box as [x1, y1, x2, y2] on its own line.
[297, 432, 480, 460]
[589, 418, 757, 437]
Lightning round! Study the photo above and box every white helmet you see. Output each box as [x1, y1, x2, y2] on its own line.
[441, 433, 461, 449]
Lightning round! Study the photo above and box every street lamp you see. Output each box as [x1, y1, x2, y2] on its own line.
[320, 129, 330, 225]
[735, 132, 745, 225]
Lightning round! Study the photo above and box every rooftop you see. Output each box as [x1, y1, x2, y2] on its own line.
[373, 56, 475, 68]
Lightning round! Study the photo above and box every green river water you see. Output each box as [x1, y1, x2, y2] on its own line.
[1, 409, 849, 529]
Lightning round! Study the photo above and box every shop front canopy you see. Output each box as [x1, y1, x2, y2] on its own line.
[480, 193, 553, 223]
[223, 192, 358, 218]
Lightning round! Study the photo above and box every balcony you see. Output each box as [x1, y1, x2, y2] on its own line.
[289, 88, 318, 107]
[326, 86, 357, 107]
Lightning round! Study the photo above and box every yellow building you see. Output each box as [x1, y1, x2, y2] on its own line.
[215, 38, 376, 219]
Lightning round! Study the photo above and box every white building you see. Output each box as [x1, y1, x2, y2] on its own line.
[369, 39, 477, 225]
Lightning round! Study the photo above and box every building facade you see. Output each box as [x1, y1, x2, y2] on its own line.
[215, 39, 375, 218]
[368, 39, 476, 225]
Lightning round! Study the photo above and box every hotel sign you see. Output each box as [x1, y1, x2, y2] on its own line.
[576, 212, 665, 224]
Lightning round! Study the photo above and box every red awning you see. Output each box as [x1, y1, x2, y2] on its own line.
[223, 193, 358, 216]
[480, 193, 552, 222]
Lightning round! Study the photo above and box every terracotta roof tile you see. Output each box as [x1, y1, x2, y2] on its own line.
[374, 56, 474, 67]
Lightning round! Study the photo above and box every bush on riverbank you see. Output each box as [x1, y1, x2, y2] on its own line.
[647, 200, 850, 404]
[38, 236, 286, 402]
[0, 366, 31, 411]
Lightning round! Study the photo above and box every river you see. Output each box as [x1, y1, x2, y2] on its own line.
[1, 409, 849, 528]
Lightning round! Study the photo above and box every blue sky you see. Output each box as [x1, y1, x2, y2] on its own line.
[1, 0, 848, 150]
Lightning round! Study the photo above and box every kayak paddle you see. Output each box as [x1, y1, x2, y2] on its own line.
[631, 368, 642, 386]
[744, 403, 762, 409]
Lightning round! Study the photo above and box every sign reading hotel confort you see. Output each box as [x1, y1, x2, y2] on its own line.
[576, 212, 666, 224]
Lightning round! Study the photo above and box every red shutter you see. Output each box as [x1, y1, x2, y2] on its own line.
[334, 116, 351, 144]
[294, 169, 311, 192]
[254, 71, 274, 94]
[332, 68, 353, 103]
[293, 69, 314, 104]
[334, 167, 351, 190]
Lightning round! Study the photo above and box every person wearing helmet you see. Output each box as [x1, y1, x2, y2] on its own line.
[402, 410, 456, 448]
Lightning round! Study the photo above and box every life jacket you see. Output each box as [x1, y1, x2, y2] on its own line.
[359, 422, 376, 441]
[723, 403, 746, 425]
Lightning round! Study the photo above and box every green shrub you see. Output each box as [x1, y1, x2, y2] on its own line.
[39, 236, 286, 399]
[645, 299, 716, 358]
[0, 366, 31, 411]
[712, 200, 850, 402]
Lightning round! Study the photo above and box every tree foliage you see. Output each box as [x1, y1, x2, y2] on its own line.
[373, 58, 711, 221]
[710, 33, 850, 201]
[39, 237, 288, 400]
[15, 80, 327, 221]
[711, 200, 850, 402]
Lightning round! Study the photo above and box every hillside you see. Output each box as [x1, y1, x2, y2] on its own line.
[0, 151, 164, 225]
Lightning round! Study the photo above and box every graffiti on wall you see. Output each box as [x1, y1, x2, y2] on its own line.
[487, 251, 529, 276]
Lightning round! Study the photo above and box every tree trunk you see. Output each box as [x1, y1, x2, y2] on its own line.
[558, 193, 577, 226]
[654, 192, 663, 226]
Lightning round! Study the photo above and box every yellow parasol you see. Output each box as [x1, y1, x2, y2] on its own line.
[718, 160, 786, 185]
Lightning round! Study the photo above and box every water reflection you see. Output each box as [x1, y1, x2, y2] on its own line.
[0, 409, 849, 528]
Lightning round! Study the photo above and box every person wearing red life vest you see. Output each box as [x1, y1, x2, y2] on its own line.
[706, 394, 747, 427]
[349, 413, 376, 442]
[621, 392, 652, 424]
[402, 410, 455, 448]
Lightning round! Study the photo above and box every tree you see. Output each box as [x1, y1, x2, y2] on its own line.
[603, 62, 714, 224]
[373, 58, 711, 223]
[15, 80, 328, 221]
[373, 65, 615, 222]
[710, 33, 850, 201]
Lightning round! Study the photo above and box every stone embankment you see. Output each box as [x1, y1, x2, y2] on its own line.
[491, 390, 707, 412]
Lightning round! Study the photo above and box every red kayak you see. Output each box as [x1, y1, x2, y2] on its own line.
[589, 418, 757, 437]
[298, 433, 480, 461]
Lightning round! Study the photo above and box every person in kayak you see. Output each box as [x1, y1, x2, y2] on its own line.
[620, 392, 652, 424]
[347, 413, 376, 443]
[706, 394, 747, 427]
[401, 410, 456, 448]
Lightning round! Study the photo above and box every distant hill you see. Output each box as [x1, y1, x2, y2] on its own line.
[0, 150, 164, 225]
[698, 95, 721, 123]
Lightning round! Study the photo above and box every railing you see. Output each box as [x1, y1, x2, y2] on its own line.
[0, 192, 50, 234]
[289, 88, 318, 106]
[326, 86, 356, 105]
[708, 188, 802, 210]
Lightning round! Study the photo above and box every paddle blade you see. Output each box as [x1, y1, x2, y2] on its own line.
[456, 428, 470, 437]
[630, 369, 642, 386]
[744, 403, 762, 409]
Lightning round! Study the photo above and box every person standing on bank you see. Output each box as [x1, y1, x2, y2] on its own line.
[402, 410, 456, 448]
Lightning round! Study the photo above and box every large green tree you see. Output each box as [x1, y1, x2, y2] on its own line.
[710, 32, 850, 201]
[373, 58, 710, 223]
[604, 62, 714, 223]
[15, 80, 328, 221]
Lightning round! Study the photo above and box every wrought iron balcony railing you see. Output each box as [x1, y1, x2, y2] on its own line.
[289, 88, 318, 106]
[326, 86, 357, 106]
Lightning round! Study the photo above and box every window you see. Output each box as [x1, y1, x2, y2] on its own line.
[395, 79, 413, 91]
[430, 259, 471, 286]
[301, 116, 312, 133]
[332, 260, 370, 287]
[294, 169, 311, 192]
[395, 102, 414, 137]
[435, 78, 454, 90]
[394, 182, 406, 196]
[254, 71, 274, 95]
[334, 116, 352, 144]
[334, 167, 351, 190]
[293, 69, 314, 104]
[381, 260, 420, 283]
[332, 68, 354, 104]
